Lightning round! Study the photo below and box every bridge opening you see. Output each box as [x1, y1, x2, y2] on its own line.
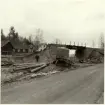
[69, 49, 76, 57]
[75, 49, 85, 60]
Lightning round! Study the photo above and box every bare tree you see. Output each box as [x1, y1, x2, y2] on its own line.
[36, 28, 44, 43]
[54, 38, 61, 44]
[33, 28, 44, 50]
[28, 35, 32, 44]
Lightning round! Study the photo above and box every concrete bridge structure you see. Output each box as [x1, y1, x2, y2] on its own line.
[48, 43, 103, 61]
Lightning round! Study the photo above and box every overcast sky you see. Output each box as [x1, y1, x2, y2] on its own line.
[0, 0, 105, 47]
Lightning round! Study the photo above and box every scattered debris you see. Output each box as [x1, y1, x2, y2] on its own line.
[1, 45, 104, 86]
[1, 72, 23, 84]
[12, 63, 46, 72]
[1, 60, 13, 66]
[31, 71, 59, 78]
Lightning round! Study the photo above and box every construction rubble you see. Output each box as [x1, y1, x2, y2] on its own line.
[1, 48, 104, 86]
[87, 49, 104, 64]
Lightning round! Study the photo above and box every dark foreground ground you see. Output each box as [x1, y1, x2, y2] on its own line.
[1, 64, 104, 104]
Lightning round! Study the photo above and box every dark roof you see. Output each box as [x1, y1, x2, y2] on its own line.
[13, 45, 28, 49]
[11, 41, 29, 49]
[1, 40, 29, 49]
[1, 40, 11, 47]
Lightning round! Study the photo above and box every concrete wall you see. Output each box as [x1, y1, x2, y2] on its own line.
[75, 47, 104, 60]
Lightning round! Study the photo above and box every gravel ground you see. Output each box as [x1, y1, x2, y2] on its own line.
[1, 64, 104, 104]
[1, 63, 95, 88]
[97, 93, 104, 104]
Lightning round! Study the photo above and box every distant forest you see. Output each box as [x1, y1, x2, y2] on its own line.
[1, 26, 44, 48]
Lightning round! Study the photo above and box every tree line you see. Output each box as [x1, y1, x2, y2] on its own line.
[1, 26, 44, 49]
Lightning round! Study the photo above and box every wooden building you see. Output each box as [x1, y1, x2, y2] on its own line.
[13, 43, 29, 53]
[1, 40, 36, 55]
[1, 41, 14, 55]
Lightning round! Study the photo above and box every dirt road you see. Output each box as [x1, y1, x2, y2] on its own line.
[1, 64, 104, 104]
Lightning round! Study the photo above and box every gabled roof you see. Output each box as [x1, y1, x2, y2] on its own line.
[1, 40, 11, 47]
[1, 40, 29, 49]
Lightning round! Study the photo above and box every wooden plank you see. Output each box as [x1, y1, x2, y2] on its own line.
[31, 64, 47, 72]
[13, 64, 44, 71]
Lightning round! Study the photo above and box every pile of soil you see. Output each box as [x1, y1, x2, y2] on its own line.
[88, 49, 104, 63]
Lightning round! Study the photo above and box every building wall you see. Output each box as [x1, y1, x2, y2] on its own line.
[1, 42, 13, 55]
[14, 49, 29, 53]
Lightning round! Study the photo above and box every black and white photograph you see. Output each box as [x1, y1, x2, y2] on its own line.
[0, 0, 104, 104]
